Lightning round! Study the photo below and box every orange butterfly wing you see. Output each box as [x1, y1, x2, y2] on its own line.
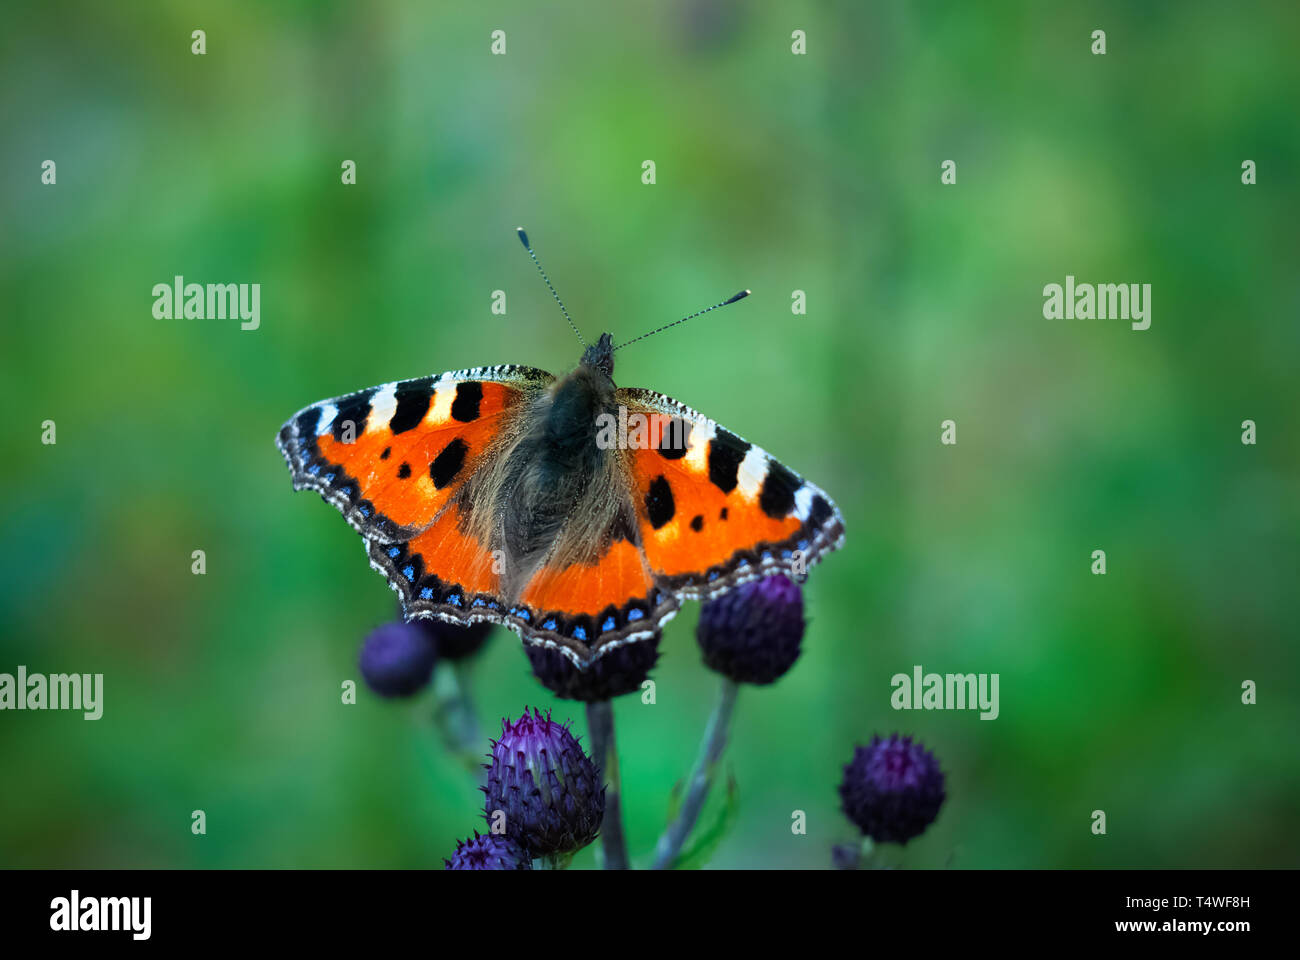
[616, 388, 845, 598]
[513, 536, 676, 658]
[276, 364, 552, 621]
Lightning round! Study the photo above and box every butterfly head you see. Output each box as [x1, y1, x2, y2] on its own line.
[580, 332, 615, 380]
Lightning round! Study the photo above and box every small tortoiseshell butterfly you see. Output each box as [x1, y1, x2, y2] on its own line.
[276, 230, 845, 669]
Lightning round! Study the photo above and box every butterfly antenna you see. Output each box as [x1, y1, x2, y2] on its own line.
[516, 227, 584, 347]
[613, 289, 750, 352]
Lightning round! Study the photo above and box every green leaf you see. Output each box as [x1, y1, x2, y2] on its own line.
[670, 770, 739, 870]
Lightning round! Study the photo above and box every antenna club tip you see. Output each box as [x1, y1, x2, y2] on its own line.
[516, 227, 530, 248]
[725, 289, 751, 305]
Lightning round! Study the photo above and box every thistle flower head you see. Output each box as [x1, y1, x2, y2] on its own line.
[526, 634, 660, 701]
[839, 733, 945, 844]
[696, 574, 805, 684]
[357, 622, 437, 697]
[481, 708, 605, 856]
[444, 831, 532, 870]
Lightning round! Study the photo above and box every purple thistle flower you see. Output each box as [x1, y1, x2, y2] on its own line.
[357, 622, 436, 697]
[482, 708, 605, 856]
[839, 734, 946, 844]
[525, 634, 660, 701]
[444, 831, 532, 870]
[696, 574, 805, 684]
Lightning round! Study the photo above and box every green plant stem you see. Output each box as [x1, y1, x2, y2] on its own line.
[651, 676, 739, 869]
[860, 835, 876, 868]
[586, 699, 629, 870]
[433, 660, 483, 773]
[534, 851, 573, 870]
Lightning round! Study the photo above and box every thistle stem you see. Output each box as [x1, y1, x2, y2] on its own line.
[535, 851, 573, 870]
[433, 660, 483, 773]
[861, 835, 877, 869]
[652, 676, 739, 869]
[586, 699, 629, 870]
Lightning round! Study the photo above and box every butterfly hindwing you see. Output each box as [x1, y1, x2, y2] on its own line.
[367, 497, 506, 623]
[616, 387, 845, 597]
[511, 531, 680, 663]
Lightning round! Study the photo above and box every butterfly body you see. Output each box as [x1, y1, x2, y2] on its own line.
[277, 332, 844, 668]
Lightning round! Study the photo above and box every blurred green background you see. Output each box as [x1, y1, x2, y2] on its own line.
[2, 0, 1298, 869]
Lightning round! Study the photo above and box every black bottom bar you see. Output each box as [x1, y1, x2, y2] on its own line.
[0, 868, 1284, 946]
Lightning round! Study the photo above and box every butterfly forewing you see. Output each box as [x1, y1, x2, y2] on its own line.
[616, 387, 845, 598]
[275, 364, 553, 542]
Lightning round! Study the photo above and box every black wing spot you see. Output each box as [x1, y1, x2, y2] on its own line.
[451, 381, 483, 422]
[296, 407, 323, 439]
[690, 514, 704, 532]
[397, 462, 412, 479]
[645, 475, 675, 529]
[655, 417, 691, 459]
[333, 390, 374, 442]
[720, 507, 728, 521]
[707, 428, 750, 493]
[758, 460, 799, 519]
[380, 446, 391, 460]
[430, 438, 469, 489]
[389, 377, 434, 434]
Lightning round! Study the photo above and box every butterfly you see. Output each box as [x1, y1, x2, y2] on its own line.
[276, 230, 845, 669]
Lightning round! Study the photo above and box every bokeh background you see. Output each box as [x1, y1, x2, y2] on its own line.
[2, 0, 1297, 869]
